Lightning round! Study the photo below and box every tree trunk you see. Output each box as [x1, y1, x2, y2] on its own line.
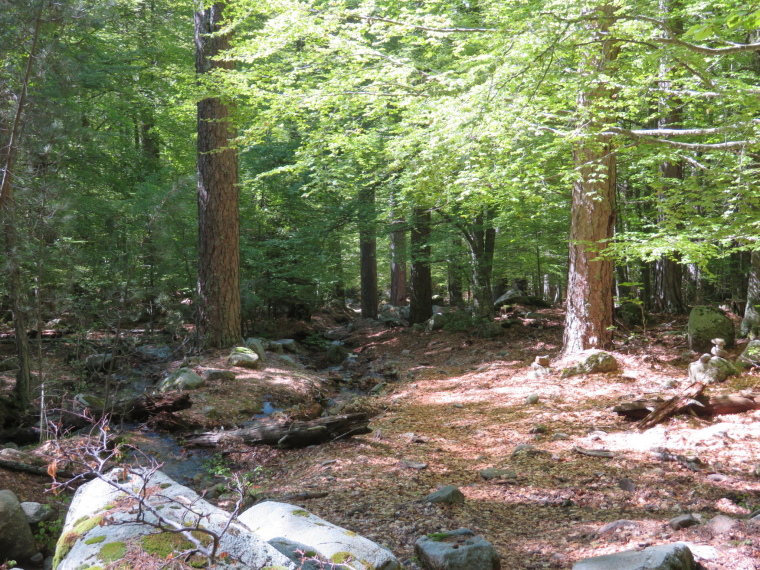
[462, 209, 496, 319]
[562, 5, 619, 355]
[389, 218, 407, 306]
[195, 2, 241, 348]
[409, 208, 433, 325]
[447, 236, 465, 305]
[742, 250, 760, 338]
[653, 254, 684, 313]
[359, 186, 378, 318]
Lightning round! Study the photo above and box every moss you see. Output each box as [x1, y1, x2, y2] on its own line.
[292, 509, 310, 517]
[426, 533, 450, 542]
[160, 483, 172, 489]
[102, 503, 115, 510]
[73, 514, 105, 535]
[53, 530, 81, 570]
[97, 541, 127, 563]
[85, 535, 106, 545]
[141, 532, 194, 558]
[73, 515, 89, 527]
[330, 551, 353, 564]
[343, 530, 357, 537]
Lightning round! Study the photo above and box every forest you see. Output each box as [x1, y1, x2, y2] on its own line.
[2, 1, 760, 569]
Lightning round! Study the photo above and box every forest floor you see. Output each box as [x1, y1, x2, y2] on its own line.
[2, 306, 760, 569]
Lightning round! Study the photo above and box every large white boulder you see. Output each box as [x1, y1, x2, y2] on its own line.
[238, 501, 401, 570]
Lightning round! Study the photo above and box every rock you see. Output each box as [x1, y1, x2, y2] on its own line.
[737, 339, 760, 369]
[415, 528, 500, 570]
[0, 357, 19, 372]
[479, 468, 516, 481]
[202, 368, 236, 382]
[278, 354, 301, 366]
[325, 343, 350, 365]
[379, 305, 409, 327]
[20, 502, 54, 524]
[274, 339, 301, 354]
[266, 341, 285, 354]
[526, 394, 540, 405]
[156, 367, 205, 392]
[227, 347, 262, 369]
[688, 306, 734, 352]
[618, 478, 637, 492]
[494, 288, 529, 307]
[243, 338, 267, 362]
[535, 355, 551, 367]
[561, 350, 618, 378]
[135, 345, 172, 360]
[400, 459, 428, 470]
[617, 302, 645, 327]
[688, 353, 737, 384]
[85, 353, 114, 372]
[678, 542, 718, 562]
[0, 489, 38, 561]
[669, 514, 700, 530]
[238, 501, 401, 570]
[572, 543, 695, 570]
[475, 321, 503, 338]
[424, 486, 465, 505]
[511, 444, 550, 459]
[54, 469, 298, 570]
[705, 514, 736, 534]
[528, 362, 551, 379]
[597, 520, 638, 535]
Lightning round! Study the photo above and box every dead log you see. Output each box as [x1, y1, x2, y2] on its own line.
[611, 399, 665, 420]
[636, 382, 705, 430]
[186, 413, 371, 448]
[614, 390, 760, 424]
[115, 393, 192, 422]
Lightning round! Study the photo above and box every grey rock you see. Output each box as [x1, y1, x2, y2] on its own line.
[203, 368, 236, 382]
[737, 339, 760, 369]
[688, 353, 737, 384]
[325, 343, 350, 364]
[511, 444, 550, 459]
[84, 352, 114, 372]
[424, 486, 465, 505]
[400, 459, 428, 470]
[278, 354, 297, 365]
[678, 542, 718, 561]
[157, 367, 205, 391]
[20, 502, 54, 524]
[243, 338, 267, 362]
[597, 520, 638, 535]
[688, 305, 734, 352]
[479, 468, 516, 481]
[561, 351, 618, 378]
[227, 347, 262, 369]
[0, 489, 37, 561]
[669, 514, 700, 530]
[525, 394, 540, 405]
[415, 528, 500, 570]
[274, 339, 301, 354]
[572, 543, 695, 570]
[618, 478, 637, 492]
[135, 345, 172, 360]
[705, 514, 736, 534]
[266, 341, 285, 354]
[528, 362, 551, 379]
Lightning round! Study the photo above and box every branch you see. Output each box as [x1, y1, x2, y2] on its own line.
[351, 14, 498, 33]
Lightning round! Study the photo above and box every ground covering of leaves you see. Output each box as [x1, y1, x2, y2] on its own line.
[3, 307, 760, 569]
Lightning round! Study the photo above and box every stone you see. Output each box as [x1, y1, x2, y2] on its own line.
[54, 469, 299, 570]
[156, 367, 205, 392]
[135, 345, 172, 360]
[227, 347, 262, 369]
[617, 302, 645, 327]
[274, 339, 301, 354]
[202, 369, 236, 382]
[238, 501, 401, 570]
[705, 514, 736, 534]
[424, 486, 465, 505]
[526, 394, 540, 405]
[415, 528, 500, 570]
[20, 501, 54, 524]
[0, 489, 38, 561]
[479, 468, 516, 481]
[572, 543, 695, 570]
[688, 306, 734, 352]
[561, 350, 618, 378]
[618, 478, 637, 492]
[669, 514, 700, 530]
[528, 362, 551, 379]
[511, 444, 550, 459]
[597, 520, 638, 535]
[535, 355, 551, 367]
[688, 353, 737, 384]
[400, 459, 428, 470]
[243, 338, 267, 362]
[737, 339, 760, 369]
[85, 353, 114, 372]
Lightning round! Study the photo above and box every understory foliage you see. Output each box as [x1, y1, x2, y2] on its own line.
[2, 0, 759, 330]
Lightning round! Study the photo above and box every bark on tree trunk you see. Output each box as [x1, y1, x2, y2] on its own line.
[409, 208, 433, 325]
[359, 186, 378, 318]
[742, 250, 760, 338]
[562, 5, 619, 355]
[461, 209, 496, 319]
[195, 3, 241, 348]
[389, 218, 407, 307]
[448, 237, 465, 306]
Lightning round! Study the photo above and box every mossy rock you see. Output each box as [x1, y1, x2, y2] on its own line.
[53, 530, 80, 570]
[141, 532, 194, 558]
[688, 305, 734, 352]
[84, 535, 106, 545]
[330, 551, 353, 564]
[97, 541, 127, 563]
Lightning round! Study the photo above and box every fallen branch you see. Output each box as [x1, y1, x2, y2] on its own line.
[636, 382, 706, 430]
[613, 389, 760, 424]
[573, 447, 614, 459]
[186, 413, 371, 448]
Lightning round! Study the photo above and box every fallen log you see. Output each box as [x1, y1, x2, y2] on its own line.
[186, 413, 372, 448]
[636, 382, 706, 430]
[614, 390, 760, 423]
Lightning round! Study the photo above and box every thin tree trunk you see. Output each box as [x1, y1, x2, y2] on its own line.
[389, 218, 407, 307]
[359, 186, 378, 318]
[409, 208, 433, 325]
[562, 5, 619, 355]
[742, 250, 760, 339]
[195, 2, 241, 348]
[462, 210, 496, 319]
[448, 237, 464, 305]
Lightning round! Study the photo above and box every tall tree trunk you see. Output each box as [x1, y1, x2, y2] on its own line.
[359, 186, 378, 318]
[195, 3, 241, 348]
[742, 250, 760, 339]
[461, 209, 496, 319]
[562, 5, 619, 355]
[389, 218, 407, 307]
[448, 236, 465, 306]
[409, 208, 433, 325]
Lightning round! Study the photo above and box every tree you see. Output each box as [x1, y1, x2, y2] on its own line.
[359, 185, 379, 318]
[195, 2, 241, 348]
[409, 207, 433, 325]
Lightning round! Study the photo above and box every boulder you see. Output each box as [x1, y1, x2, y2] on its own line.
[424, 486, 465, 505]
[84, 353, 114, 373]
[202, 368, 236, 382]
[156, 367, 205, 391]
[561, 351, 618, 378]
[274, 339, 302, 354]
[415, 528, 500, 570]
[54, 469, 298, 570]
[617, 302, 645, 327]
[688, 306, 734, 352]
[21, 501, 54, 525]
[688, 353, 737, 384]
[737, 339, 760, 369]
[378, 305, 409, 327]
[243, 338, 267, 362]
[0, 489, 38, 561]
[479, 468, 516, 481]
[572, 542, 695, 570]
[227, 347, 262, 369]
[325, 343, 350, 365]
[238, 501, 401, 570]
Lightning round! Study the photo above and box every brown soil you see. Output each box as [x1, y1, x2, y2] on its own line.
[2, 307, 760, 569]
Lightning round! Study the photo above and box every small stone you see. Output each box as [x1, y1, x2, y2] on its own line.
[705, 514, 736, 534]
[20, 502, 53, 524]
[669, 513, 700, 530]
[597, 519, 638, 535]
[552, 433, 570, 441]
[202, 369, 236, 382]
[479, 468, 516, 480]
[400, 459, 428, 470]
[535, 355, 551, 367]
[526, 394, 540, 405]
[424, 486, 465, 505]
[529, 424, 548, 434]
[618, 478, 636, 492]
